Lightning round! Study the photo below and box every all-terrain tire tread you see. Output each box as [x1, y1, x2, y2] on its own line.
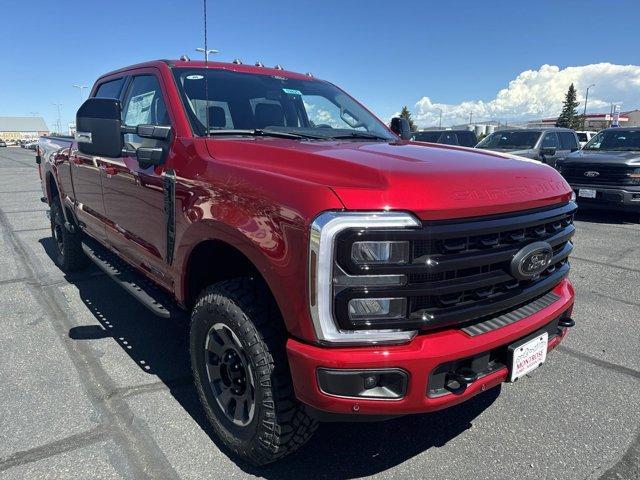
[190, 278, 317, 465]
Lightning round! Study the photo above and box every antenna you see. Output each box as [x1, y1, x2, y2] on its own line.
[204, 0, 209, 136]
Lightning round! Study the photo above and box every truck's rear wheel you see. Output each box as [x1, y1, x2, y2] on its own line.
[190, 278, 317, 465]
[50, 199, 87, 272]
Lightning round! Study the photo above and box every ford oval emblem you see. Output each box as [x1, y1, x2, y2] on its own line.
[510, 241, 553, 280]
[584, 171, 600, 177]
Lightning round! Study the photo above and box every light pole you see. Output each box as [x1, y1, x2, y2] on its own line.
[52, 103, 62, 134]
[583, 83, 595, 117]
[469, 112, 473, 125]
[435, 107, 443, 128]
[195, 47, 219, 61]
[73, 84, 89, 101]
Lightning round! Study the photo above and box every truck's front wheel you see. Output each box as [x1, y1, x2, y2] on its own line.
[190, 278, 317, 465]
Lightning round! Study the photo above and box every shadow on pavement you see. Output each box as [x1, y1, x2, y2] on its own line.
[40, 236, 500, 479]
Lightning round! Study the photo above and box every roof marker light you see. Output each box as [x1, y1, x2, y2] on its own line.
[232, 58, 243, 64]
[255, 61, 264, 67]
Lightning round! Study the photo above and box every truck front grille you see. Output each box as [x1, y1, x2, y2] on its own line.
[561, 163, 637, 186]
[333, 202, 576, 332]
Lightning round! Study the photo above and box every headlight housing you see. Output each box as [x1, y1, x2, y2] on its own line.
[308, 211, 421, 345]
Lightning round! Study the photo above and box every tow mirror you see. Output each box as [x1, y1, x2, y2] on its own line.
[76, 98, 123, 157]
[390, 117, 412, 140]
[540, 146, 556, 157]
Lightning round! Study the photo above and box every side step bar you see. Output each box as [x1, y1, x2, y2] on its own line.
[81, 238, 185, 320]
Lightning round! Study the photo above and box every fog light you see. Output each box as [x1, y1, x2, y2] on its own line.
[348, 298, 406, 322]
[363, 375, 379, 389]
[351, 241, 409, 265]
[317, 368, 408, 399]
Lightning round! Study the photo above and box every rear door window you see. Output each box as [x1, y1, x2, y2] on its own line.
[439, 132, 458, 145]
[457, 131, 477, 147]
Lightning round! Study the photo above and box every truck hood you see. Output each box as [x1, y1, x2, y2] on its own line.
[207, 138, 571, 220]
[566, 150, 640, 165]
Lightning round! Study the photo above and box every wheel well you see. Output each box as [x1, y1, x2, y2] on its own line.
[185, 240, 266, 308]
[47, 172, 59, 202]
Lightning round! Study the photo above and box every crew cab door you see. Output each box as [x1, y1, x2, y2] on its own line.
[101, 72, 173, 284]
[69, 77, 126, 243]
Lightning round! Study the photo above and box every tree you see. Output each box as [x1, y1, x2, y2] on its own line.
[400, 106, 417, 131]
[556, 84, 582, 129]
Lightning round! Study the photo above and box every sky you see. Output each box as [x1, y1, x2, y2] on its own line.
[1, 0, 639, 131]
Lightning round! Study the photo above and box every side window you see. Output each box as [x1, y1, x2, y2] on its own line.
[94, 78, 125, 99]
[121, 75, 170, 150]
[541, 132, 559, 149]
[458, 131, 477, 147]
[559, 132, 578, 150]
[439, 132, 459, 145]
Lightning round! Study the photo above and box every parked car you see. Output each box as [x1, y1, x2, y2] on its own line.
[575, 130, 597, 148]
[476, 128, 580, 167]
[411, 129, 478, 147]
[0, 140, 6, 147]
[23, 140, 38, 151]
[556, 127, 640, 212]
[38, 59, 576, 465]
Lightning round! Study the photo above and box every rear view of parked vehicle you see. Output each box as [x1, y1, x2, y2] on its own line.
[411, 129, 478, 147]
[476, 128, 579, 167]
[556, 127, 640, 213]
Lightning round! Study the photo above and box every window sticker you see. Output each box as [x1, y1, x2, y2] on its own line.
[282, 88, 302, 95]
[186, 74, 204, 80]
[125, 91, 155, 125]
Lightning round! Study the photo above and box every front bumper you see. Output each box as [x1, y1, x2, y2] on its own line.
[571, 184, 640, 211]
[287, 278, 574, 416]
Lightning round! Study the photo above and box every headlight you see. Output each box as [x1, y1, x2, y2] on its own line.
[348, 297, 407, 324]
[309, 211, 420, 345]
[351, 241, 409, 265]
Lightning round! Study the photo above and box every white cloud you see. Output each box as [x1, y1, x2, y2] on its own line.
[412, 63, 640, 127]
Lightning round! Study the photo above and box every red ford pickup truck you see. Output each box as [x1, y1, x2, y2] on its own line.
[37, 59, 576, 465]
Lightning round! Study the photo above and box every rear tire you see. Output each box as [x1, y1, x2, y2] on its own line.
[190, 278, 317, 465]
[50, 199, 88, 272]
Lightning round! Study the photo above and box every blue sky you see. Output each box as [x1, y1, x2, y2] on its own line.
[1, 0, 639, 130]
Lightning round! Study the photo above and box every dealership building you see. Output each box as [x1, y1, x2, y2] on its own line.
[527, 109, 640, 130]
[0, 116, 49, 141]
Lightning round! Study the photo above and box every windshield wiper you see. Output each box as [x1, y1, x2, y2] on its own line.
[329, 132, 389, 141]
[208, 129, 322, 139]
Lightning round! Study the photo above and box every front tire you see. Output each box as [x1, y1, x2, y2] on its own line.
[190, 278, 317, 465]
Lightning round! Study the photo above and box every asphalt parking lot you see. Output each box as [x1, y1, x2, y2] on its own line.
[0, 146, 638, 480]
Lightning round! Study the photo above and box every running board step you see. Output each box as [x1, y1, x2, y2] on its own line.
[81, 238, 184, 320]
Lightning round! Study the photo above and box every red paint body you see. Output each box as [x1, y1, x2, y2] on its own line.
[39, 60, 575, 417]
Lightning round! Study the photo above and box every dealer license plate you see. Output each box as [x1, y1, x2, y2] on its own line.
[510, 332, 548, 381]
[578, 188, 597, 199]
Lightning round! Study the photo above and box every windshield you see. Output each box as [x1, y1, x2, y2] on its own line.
[412, 131, 442, 142]
[583, 129, 640, 151]
[476, 130, 541, 150]
[172, 68, 395, 141]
